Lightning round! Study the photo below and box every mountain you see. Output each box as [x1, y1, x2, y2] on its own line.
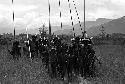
[0, 18, 113, 35]
[54, 18, 112, 35]
[87, 16, 125, 36]
[75, 18, 112, 29]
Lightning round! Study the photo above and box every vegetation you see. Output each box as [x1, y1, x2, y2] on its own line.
[0, 33, 125, 83]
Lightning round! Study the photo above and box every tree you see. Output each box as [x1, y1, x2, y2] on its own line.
[99, 25, 106, 38]
[39, 24, 48, 37]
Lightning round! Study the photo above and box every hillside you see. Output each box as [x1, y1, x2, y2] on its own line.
[54, 16, 125, 36]
[87, 16, 125, 36]
[54, 18, 112, 35]
[0, 18, 113, 35]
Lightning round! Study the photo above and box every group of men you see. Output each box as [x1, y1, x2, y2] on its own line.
[9, 34, 100, 81]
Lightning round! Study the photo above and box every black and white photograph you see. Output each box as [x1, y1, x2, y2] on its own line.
[0, 0, 125, 84]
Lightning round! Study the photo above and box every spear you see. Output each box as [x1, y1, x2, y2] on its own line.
[72, 0, 82, 31]
[12, 0, 15, 40]
[59, 0, 62, 29]
[26, 26, 31, 58]
[59, 0, 63, 37]
[68, 0, 75, 37]
[83, 0, 86, 37]
[48, 0, 51, 36]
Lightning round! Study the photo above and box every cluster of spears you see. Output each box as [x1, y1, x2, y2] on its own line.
[9, 0, 102, 82]
[9, 33, 101, 81]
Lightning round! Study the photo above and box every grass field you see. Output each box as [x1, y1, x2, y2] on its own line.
[93, 45, 125, 84]
[0, 44, 125, 84]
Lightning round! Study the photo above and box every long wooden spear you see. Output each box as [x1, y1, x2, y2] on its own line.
[12, 0, 15, 39]
[48, 0, 51, 36]
[26, 25, 31, 58]
[68, 0, 75, 37]
[59, 0, 63, 37]
[72, 0, 82, 31]
[83, 0, 86, 37]
[59, 0, 62, 29]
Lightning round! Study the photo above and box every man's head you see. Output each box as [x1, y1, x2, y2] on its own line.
[71, 38, 75, 44]
[32, 35, 37, 41]
[13, 41, 19, 46]
[75, 36, 80, 43]
[43, 37, 46, 40]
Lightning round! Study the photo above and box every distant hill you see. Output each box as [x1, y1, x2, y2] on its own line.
[87, 16, 125, 36]
[54, 18, 112, 35]
[0, 18, 115, 35]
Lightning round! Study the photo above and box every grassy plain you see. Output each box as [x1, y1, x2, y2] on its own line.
[0, 44, 125, 84]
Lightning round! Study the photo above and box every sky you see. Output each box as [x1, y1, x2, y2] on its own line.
[0, 0, 125, 30]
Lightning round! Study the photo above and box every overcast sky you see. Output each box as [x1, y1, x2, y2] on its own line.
[0, 0, 125, 30]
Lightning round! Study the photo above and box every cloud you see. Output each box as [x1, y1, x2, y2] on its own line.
[13, 5, 38, 12]
[0, 0, 125, 32]
[81, 0, 125, 20]
[0, 4, 10, 11]
[0, 4, 37, 12]
[111, 0, 125, 4]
